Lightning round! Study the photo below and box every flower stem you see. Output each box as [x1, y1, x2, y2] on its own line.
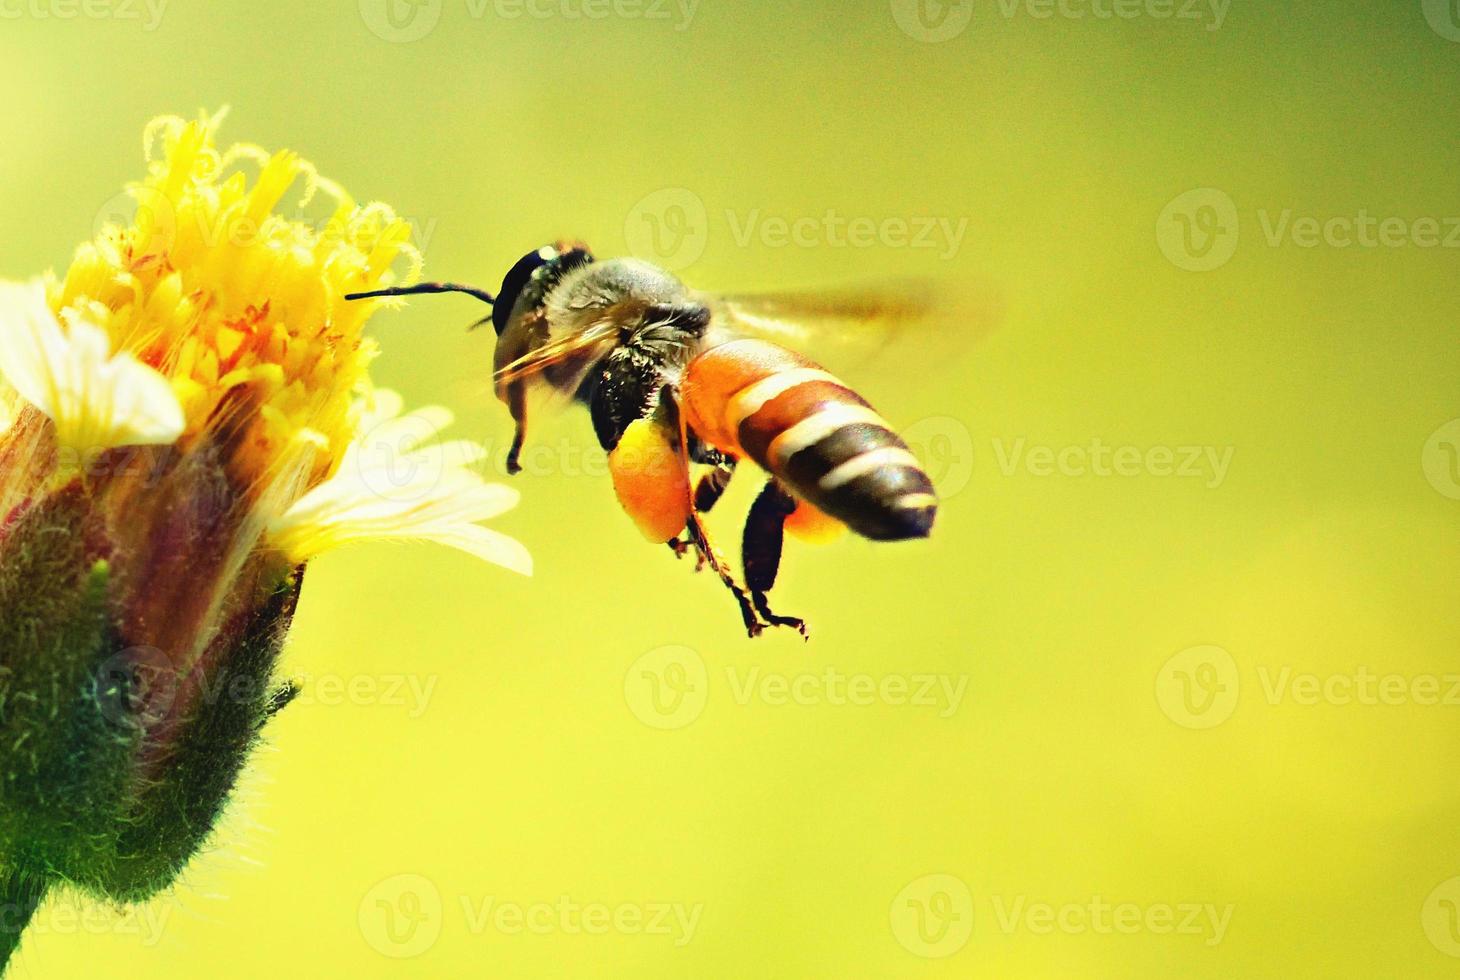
[0, 868, 47, 974]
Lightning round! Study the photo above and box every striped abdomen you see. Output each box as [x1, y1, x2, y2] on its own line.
[679, 339, 937, 541]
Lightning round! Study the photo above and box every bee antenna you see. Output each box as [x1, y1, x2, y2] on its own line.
[345, 282, 497, 306]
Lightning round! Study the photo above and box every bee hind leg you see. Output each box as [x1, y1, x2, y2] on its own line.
[742, 480, 809, 638]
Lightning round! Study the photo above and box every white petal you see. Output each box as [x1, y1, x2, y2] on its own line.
[412, 524, 533, 576]
[267, 392, 530, 575]
[0, 279, 184, 452]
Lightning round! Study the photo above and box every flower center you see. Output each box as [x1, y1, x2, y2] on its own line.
[46, 110, 421, 490]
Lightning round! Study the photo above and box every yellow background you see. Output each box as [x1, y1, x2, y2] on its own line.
[4, 1, 1460, 976]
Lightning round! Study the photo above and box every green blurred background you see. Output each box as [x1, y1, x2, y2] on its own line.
[4, 1, 1460, 976]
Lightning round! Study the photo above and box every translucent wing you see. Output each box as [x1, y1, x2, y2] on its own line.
[492, 319, 620, 389]
[697, 277, 1000, 370]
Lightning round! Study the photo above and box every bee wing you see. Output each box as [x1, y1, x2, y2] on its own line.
[697, 277, 1000, 369]
[492, 319, 620, 389]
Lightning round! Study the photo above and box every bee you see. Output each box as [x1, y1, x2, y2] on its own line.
[347, 241, 944, 637]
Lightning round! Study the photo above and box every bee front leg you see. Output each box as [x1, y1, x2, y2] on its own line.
[504, 379, 528, 475]
[742, 481, 809, 638]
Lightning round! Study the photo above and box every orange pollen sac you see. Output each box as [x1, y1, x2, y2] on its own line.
[608, 418, 692, 543]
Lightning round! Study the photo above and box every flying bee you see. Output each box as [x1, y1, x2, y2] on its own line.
[347, 240, 949, 637]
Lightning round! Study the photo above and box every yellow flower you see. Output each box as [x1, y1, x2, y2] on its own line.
[0, 111, 532, 966]
[43, 108, 417, 489]
[0, 108, 525, 574]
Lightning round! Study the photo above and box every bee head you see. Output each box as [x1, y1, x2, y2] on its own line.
[342, 239, 595, 337]
[491, 239, 595, 335]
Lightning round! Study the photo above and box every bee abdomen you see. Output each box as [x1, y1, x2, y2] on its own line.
[685, 341, 937, 541]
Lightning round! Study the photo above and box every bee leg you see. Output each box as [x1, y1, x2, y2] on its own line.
[742, 481, 809, 638]
[685, 517, 764, 637]
[693, 455, 736, 514]
[504, 379, 528, 475]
